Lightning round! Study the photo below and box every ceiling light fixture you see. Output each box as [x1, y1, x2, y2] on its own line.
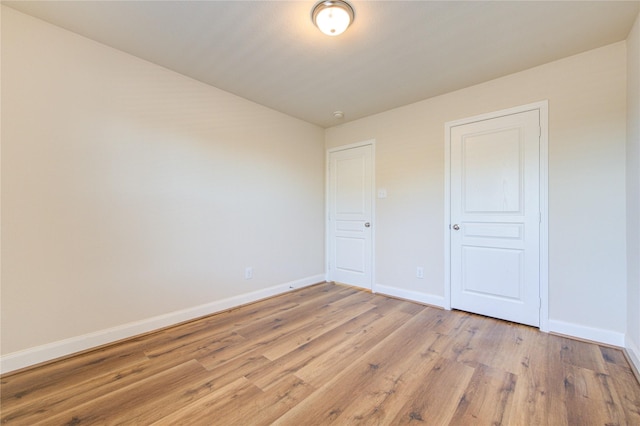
[312, 0, 355, 37]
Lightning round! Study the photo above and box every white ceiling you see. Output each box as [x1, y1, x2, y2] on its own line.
[4, 1, 639, 128]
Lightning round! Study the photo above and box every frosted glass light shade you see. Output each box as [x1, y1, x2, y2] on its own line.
[312, 1, 354, 36]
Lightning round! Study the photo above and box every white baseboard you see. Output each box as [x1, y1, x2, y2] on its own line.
[373, 284, 445, 308]
[547, 319, 626, 347]
[0, 275, 325, 375]
[626, 336, 640, 375]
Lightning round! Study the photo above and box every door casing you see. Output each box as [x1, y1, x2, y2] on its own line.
[444, 101, 549, 331]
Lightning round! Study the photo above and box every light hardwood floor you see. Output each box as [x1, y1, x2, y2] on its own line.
[2, 282, 640, 425]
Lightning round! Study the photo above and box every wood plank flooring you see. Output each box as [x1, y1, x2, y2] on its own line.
[2, 282, 639, 425]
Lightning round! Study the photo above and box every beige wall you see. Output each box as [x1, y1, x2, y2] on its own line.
[326, 42, 628, 338]
[1, 7, 325, 356]
[627, 13, 640, 368]
[1, 4, 634, 371]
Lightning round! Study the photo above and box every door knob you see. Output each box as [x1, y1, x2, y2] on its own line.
[364, 222, 371, 228]
[452, 224, 460, 230]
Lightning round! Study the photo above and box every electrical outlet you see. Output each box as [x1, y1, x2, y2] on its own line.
[416, 267, 424, 279]
[245, 267, 253, 280]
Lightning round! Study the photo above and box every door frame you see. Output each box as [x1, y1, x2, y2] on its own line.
[326, 140, 376, 291]
[443, 101, 549, 331]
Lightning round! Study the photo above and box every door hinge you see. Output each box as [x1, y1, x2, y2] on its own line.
[539, 212, 542, 224]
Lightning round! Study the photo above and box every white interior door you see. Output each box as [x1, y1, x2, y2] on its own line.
[328, 144, 373, 289]
[450, 110, 541, 327]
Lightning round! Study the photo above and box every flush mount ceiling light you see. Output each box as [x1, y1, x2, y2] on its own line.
[312, 0, 355, 36]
